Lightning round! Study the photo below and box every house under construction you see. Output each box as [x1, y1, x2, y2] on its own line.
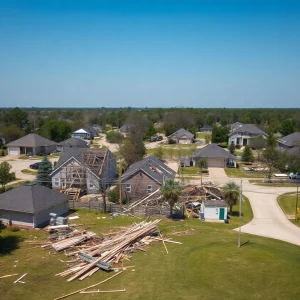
[51, 148, 117, 199]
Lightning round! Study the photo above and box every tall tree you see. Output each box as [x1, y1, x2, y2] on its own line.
[280, 119, 295, 136]
[262, 133, 280, 180]
[242, 146, 255, 162]
[161, 179, 183, 218]
[222, 182, 240, 215]
[4, 107, 28, 129]
[211, 126, 229, 144]
[196, 158, 207, 186]
[0, 162, 15, 189]
[40, 120, 72, 142]
[1, 125, 25, 143]
[36, 156, 52, 188]
[119, 131, 146, 166]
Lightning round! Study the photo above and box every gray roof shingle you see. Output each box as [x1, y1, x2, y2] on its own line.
[192, 144, 235, 159]
[58, 137, 89, 149]
[121, 155, 176, 184]
[204, 200, 227, 208]
[278, 132, 300, 148]
[168, 128, 194, 139]
[6, 133, 57, 147]
[0, 183, 70, 214]
[229, 124, 267, 137]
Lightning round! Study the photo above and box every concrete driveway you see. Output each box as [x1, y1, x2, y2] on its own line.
[0, 155, 58, 181]
[206, 168, 300, 246]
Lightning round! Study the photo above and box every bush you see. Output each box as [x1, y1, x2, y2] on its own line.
[236, 163, 240, 169]
[201, 169, 209, 174]
[2, 145, 7, 150]
[1, 150, 5, 156]
[8, 226, 20, 232]
[106, 131, 123, 143]
[235, 145, 242, 149]
[0, 187, 5, 194]
[168, 139, 176, 144]
[108, 188, 119, 203]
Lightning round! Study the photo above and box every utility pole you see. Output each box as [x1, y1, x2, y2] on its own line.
[119, 158, 122, 204]
[238, 180, 243, 248]
[295, 185, 299, 222]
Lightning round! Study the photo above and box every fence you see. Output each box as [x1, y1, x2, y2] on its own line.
[69, 199, 171, 217]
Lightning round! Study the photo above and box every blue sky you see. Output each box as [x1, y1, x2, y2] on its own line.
[0, 0, 300, 108]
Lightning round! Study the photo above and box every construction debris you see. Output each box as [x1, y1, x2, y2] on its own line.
[42, 219, 180, 283]
[14, 273, 27, 284]
[0, 274, 18, 280]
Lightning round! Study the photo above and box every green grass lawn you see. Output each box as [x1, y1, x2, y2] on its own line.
[146, 147, 192, 159]
[225, 166, 265, 178]
[2, 198, 300, 300]
[249, 180, 299, 187]
[21, 169, 37, 175]
[277, 192, 300, 227]
[181, 166, 208, 176]
[234, 150, 243, 156]
[196, 132, 211, 139]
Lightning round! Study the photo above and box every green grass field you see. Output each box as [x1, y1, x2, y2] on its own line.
[277, 193, 300, 227]
[225, 167, 265, 178]
[196, 132, 211, 139]
[21, 169, 37, 175]
[2, 197, 300, 300]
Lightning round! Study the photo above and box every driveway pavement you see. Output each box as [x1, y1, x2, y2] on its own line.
[206, 168, 300, 246]
[0, 155, 58, 181]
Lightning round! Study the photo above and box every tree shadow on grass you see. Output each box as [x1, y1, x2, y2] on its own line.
[0, 235, 24, 256]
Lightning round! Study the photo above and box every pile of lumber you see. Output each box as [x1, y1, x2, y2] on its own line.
[43, 219, 181, 282]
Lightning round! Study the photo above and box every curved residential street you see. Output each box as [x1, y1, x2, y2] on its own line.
[207, 168, 300, 246]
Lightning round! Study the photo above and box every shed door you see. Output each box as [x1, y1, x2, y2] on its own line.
[219, 208, 225, 220]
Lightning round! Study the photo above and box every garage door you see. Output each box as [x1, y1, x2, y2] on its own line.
[8, 148, 20, 155]
[207, 158, 225, 168]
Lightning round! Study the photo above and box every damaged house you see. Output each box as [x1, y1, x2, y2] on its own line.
[121, 155, 176, 202]
[51, 148, 117, 197]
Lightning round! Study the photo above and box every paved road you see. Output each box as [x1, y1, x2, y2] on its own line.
[206, 168, 300, 246]
[0, 155, 58, 181]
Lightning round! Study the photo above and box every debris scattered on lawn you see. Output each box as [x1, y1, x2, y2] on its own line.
[14, 273, 27, 284]
[0, 274, 18, 280]
[168, 229, 195, 236]
[43, 219, 181, 282]
[80, 289, 126, 294]
[68, 216, 79, 220]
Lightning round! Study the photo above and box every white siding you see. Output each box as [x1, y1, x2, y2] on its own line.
[204, 206, 228, 220]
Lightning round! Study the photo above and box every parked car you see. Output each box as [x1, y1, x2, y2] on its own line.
[289, 172, 300, 180]
[30, 162, 41, 170]
[156, 136, 163, 141]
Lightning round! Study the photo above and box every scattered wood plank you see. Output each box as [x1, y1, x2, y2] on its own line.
[80, 289, 126, 294]
[0, 274, 18, 280]
[14, 273, 27, 284]
[159, 232, 168, 254]
[53, 271, 123, 300]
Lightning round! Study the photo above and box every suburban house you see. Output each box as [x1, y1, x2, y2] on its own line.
[182, 143, 236, 168]
[6, 133, 57, 156]
[200, 200, 228, 221]
[51, 148, 117, 194]
[230, 122, 243, 132]
[278, 132, 300, 153]
[228, 124, 268, 147]
[57, 137, 89, 152]
[168, 128, 194, 144]
[71, 127, 99, 140]
[200, 124, 213, 132]
[119, 124, 135, 134]
[0, 183, 70, 228]
[121, 155, 176, 201]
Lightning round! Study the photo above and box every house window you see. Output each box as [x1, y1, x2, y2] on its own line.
[126, 184, 131, 192]
[147, 185, 152, 193]
[54, 178, 60, 187]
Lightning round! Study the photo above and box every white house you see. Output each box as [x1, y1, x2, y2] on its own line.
[228, 124, 268, 147]
[200, 200, 228, 221]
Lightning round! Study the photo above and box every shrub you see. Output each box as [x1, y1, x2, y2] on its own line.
[106, 131, 123, 143]
[0, 187, 5, 194]
[108, 188, 119, 203]
[2, 145, 7, 150]
[1, 150, 5, 156]
[8, 226, 20, 232]
[235, 145, 242, 149]
[168, 139, 176, 144]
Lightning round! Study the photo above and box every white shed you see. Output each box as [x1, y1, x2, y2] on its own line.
[200, 200, 228, 221]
